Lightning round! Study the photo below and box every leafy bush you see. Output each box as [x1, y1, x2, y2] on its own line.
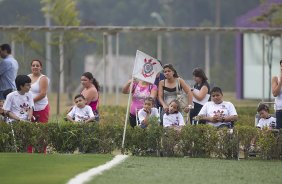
[0, 122, 14, 152]
[257, 129, 277, 159]
[0, 105, 282, 160]
[235, 125, 258, 158]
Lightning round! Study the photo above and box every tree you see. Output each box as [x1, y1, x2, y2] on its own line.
[255, 2, 282, 100]
[41, 0, 93, 113]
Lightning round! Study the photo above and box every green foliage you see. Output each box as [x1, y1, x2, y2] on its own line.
[0, 122, 14, 152]
[161, 127, 181, 157]
[254, 3, 282, 26]
[1, 105, 282, 160]
[126, 118, 163, 156]
[48, 122, 81, 153]
[235, 125, 258, 158]
[257, 129, 277, 159]
[41, 0, 80, 26]
[0, 119, 282, 159]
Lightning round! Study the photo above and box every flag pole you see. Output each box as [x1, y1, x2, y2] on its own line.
[121, 77, 134, 154]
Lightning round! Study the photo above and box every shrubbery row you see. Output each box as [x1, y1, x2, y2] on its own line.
[0, 120, 282, 160]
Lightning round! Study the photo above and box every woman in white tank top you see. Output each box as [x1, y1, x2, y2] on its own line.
[28, 59, 50, 123]
[271, 59, 282, 129]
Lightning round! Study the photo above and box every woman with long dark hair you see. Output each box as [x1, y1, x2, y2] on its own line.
[189, 67, 210, 124]
[158, 64, 193, 121]
[81, 72, 100, 121]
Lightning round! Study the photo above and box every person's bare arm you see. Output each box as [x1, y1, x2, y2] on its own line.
[7, 111, 21, 121]
[179, 78, 193, 111]
[85, 116, 95, 123]
[122, 79, 132, 94]
[272, 76, 282, 97]
[66, 115, 75, 122]
[179, 78, 193, 105]
[192, 85, 209, 101]
[27, 108, 33, 121]
[158, 80, 168, 111]
[84, 88, 98, 105]
[150, 87, 157, 99]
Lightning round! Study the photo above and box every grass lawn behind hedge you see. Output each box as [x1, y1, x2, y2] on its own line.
[0, 153, 113, 184]
[90, 156, 282, 184]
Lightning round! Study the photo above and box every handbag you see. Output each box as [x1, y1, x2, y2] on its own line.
[175, 78, 188, 110]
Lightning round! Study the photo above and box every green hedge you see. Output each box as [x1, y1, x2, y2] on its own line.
[1, 120, 282, 160]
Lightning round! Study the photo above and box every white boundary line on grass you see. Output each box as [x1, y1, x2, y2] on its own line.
[67, 155, 129, 184]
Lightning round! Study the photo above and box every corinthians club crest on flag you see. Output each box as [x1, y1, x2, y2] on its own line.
[142, 58, 156, 78]
[132, 50, 163, 84]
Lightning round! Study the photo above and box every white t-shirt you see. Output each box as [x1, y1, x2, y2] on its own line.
[138, 107, 160, 124]
[163, 112, 185, 127]
[198, 101, 237, 127]
[257, 116, 276, 129]
[28, 74, 49, 111]
[3, 91, 34, 121]
[67, 105, 94, 122]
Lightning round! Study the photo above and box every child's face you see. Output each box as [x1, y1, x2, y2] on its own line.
[74, 97, 86, 108]
[20, 83, 31, 93]
[259, 110, 269, 119]
[143, 100, 153, 111]
[168, 101, 178, 114]
[211, 91, 223, 104]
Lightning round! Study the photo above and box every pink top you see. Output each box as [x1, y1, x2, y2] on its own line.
[89, 98, 99, 111]
[130, 82, 157, 115]
[81, 86, 99, 112]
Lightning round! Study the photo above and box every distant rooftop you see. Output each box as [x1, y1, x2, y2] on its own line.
[236, 0, 282, 27]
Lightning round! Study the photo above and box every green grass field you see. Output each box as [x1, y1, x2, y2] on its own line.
[1, 154, 282, 184]
[90, 156, 282, 184]
[0, 153, 113, 184]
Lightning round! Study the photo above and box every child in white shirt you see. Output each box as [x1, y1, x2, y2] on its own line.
[256, 104, 276, 129]
[250, 104, 276, 152]
[67, 94, 95, 123]
[163, 99, 185, 130]
[138, 97, 160, 128]
[3, 75, 34, 122]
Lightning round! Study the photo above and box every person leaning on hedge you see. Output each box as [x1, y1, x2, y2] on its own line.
[3, 75, 34, 122]
[137, 97, 160, 128]
[66, 94, 96, 123]
[196, 86, 238, 128]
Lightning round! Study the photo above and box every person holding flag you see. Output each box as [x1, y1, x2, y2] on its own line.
[122, 50, 162, 128]
[122, 79, 157, 127]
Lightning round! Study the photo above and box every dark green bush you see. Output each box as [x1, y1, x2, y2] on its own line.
[0, 122, 14, 152]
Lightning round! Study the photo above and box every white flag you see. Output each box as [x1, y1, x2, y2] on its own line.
[132, 50, 163, 84]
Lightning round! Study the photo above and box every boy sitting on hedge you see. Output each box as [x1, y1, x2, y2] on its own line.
[3, 75, 34, 122]
[67, 94, 95, 123]
[256, 104, 276, 130]
[138, 97, 160, 128]
[250, 103, 276, 153]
